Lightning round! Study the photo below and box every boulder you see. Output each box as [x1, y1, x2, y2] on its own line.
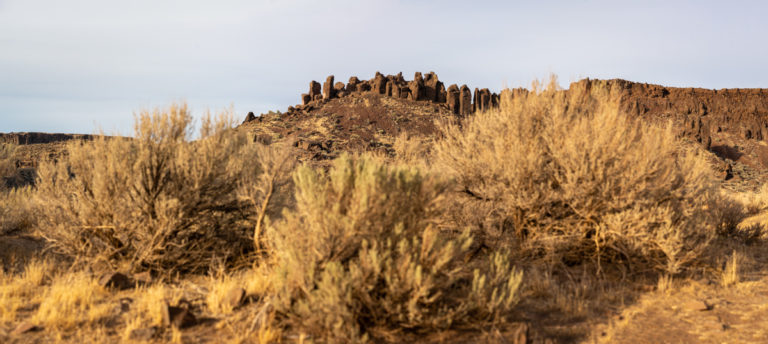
[395, 72, 406, 84]
[129, 326, 159, 341]
[11, 321, 40, 336]
[347, 76, 360, 92]
[243, 112, 257, 123]
[301, 94, 311, 105]
[402, 86, 412, 100]
[162, 301, 197, 329]
[357, 80, 371, 92]
[224, 287, 246, 309]
[99, 272, 133, 290]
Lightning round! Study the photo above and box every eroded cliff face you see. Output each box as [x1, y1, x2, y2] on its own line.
[248, 72, 768, 154]
[241, 73, 768, 189]
[567, 79, 768, 149]
[0, 132, 94, 145]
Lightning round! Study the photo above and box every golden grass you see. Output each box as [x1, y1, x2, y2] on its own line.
[0, 260, 52, 324]
[206, 274, 242, 315]
[721, 250, 742, 287]
[32, 271, 111, 332]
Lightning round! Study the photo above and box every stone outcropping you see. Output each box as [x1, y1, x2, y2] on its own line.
[561, 79, 768, 149]
[0, 132, 94, 145]
[294, 71, 500, 116]
[244, 72, 768, 153]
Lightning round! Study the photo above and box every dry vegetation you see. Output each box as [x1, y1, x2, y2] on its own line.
[434, 78, 718, 274]
[34, 104, 291, 274]
[1, 79, 768, 343]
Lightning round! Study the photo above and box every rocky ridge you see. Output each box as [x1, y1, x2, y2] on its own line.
[242, 71, 500, 123]
[240, 73, 768, 189]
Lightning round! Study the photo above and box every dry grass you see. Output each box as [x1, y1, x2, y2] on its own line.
[0, 144, 36, 235]
[0, 186, 37, 236]
[0, 143, 16, 187]
[0, 260, 52, 324]
[120, 283, 182, 341]
[721, 250, 742, 287]
[33, 271, 111, 332]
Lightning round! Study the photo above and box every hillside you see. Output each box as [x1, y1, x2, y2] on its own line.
[3, 74, 768, 343]
[239, 72, 768, 189]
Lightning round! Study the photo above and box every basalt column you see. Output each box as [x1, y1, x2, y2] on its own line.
[460, 85, 472, 115]
[446, 84, 460, 114]
[323, 75, 335, 100]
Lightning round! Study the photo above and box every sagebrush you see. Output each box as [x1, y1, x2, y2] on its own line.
[266, 154, 522, 342]
[35, 104, 292, 274]
[434, 78, 718, 274]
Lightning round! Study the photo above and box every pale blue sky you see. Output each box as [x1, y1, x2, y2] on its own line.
[1, 0, 767, 134]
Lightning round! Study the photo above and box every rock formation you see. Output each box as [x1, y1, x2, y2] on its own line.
[460, 85, 472, 116]
[322, 76, 335, 100]
[410, 72, 424, 101]
[309, 80, 322, 101]
[446, 84, 460, 114]
[279, 72, 502, 118]
[248, 72, 768, 153]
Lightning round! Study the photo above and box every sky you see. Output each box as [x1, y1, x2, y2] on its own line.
[1, 0, 767, 134]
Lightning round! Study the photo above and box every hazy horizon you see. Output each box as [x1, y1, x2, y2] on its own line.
[2, 0, 767, 134]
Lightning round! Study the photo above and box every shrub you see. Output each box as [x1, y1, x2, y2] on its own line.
[0, 186, 37, 236]
[35, 103, 290, 274]
[267, 154, 522, 342]
[434, 78, 718, 274]
[0, 143, 17, 190]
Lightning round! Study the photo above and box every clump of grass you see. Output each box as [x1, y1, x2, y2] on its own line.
[206, 273, 243, 315]
[0, 143, 16, 188]
[34, 103, 292, 274]
[0, 186, 37, 236]
[434, 77, 718, 274]
[0, 144, 36, 235]
[121, 283, 181, 340]
[721, 250, 742, 287]
[0, 260, 53, 324]
[267, 154, 522, 342]
[33, 271, 112, 332]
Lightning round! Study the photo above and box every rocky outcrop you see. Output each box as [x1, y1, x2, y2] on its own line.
[0, 132, 94, 145]
[276, 72, 502, 118]
[460, 85, 473, 116]
[559, 79, 768, 149]
[410, 72, 424, 100]
[446, 84, 460, 114]
[322, 76, 335, 100]
[244, 73, 768, 154]
[309, 81, 322, 101]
